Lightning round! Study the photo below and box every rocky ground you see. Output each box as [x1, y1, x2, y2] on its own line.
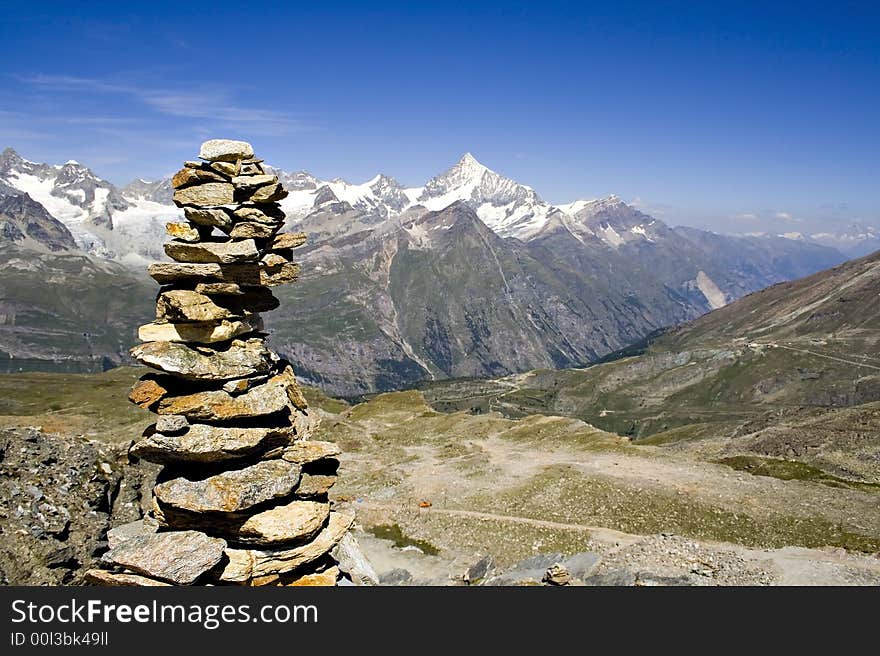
[1, 368, 879, 585]
[0, 428, 157, 585]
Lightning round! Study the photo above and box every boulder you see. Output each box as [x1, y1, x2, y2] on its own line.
[130, 338, 273, 381]
[154, 459, 302, 514]
[173, 182, 235, 206]
[218, 510, 354, 582]
[101, 530, 226, 585]
[164, 239, 259, 264]
[130, 424, 292, 465]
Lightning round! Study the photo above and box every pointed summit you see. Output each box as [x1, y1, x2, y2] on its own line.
[456, 152, 488, 173]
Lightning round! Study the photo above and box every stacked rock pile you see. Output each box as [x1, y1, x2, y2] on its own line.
[86, 139, 354, 586]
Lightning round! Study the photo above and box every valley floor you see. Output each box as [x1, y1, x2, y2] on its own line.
[1, 368, 878, 585]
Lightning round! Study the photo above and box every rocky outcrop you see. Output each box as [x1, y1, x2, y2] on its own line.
[90, 139, 355, 586]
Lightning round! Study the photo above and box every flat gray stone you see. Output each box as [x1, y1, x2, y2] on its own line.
[101, 530, 226, 585]
[173, 182, 235, 206]
[154, 459, 302, 513]
[164, 239, 259, 264]
[130, 424, 292, 465]
[130, 337, 273, 381]
[331, 532, 379, 585]
[157, 371, 293, 421]
[219, 510, 354, 582]
[107, 519, 157, 550]
[158, 499, 329, 547]
[199, 139, 254, 162]
[184, 207, 233, 230]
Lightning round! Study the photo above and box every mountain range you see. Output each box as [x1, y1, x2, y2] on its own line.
[0, 147, 863, 394]
[420, 247, 880, 482]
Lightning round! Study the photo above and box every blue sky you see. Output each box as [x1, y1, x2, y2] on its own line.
[0, 1, 877, 232]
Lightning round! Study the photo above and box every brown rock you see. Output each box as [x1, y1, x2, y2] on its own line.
[171, 167, 226, 188]
[107, 519, 158, 549]
[155, 499, 328, 546]
[196, 282, 260, 296]
[233, 204, 285, 225]
[148, 261, 300, 287]
[165, 239, 259, 264]
[156, 289, 277, 322]
[260, 262, 301, 286]
[165, 222, 202, 242]
[199, 139, 254, 162]
[138, 316, 263, 344]
[277, 364, 309, 410]
[271, 232, 308, 251]
[130, 424, 293, 464]
[129, 377, 169, 409]
[245, 183, 288, 203]
[296, 472, 337, 497]
[286, 566, 339, 586]
[279, 440, 341, 465]
[239, 162, 264, 176]
[155, 414, 189, 435]
[157, 374, 291, 421]
[130, 338, 273, 381]
[221, 374, 269, 394]
[154, 459, 302, 513]
[210, 161, 239, 176]
[261, 253, 289, 267]
[183, 207, 234, 230]
[84, 570, 171, 587]
[155, 290, 241, 322]
[173, 182, 235, 206]
[232, 174, 278, 188]
[101, 530, 226, 585]
[229, 222, 280, 239]
[218, 510, 355, 582]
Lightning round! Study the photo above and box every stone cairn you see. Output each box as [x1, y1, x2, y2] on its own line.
[86, 139, 357, 586]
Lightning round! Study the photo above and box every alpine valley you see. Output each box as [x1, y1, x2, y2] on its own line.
[0, 147, 861, 395]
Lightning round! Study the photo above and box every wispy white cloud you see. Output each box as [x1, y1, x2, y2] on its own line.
[732, 212, 757, 220]
[629, 196, 669, 216]
[21, 74, 317, 136]
[775, 211, 795, 221]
